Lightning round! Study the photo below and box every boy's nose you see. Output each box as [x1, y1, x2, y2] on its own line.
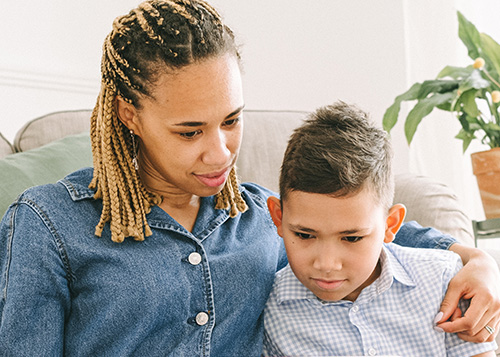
[313, 247, 342, 273]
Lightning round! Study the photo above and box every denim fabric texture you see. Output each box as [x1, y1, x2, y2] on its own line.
[0, 168, 286, 356]
[0, 168, 456, 356]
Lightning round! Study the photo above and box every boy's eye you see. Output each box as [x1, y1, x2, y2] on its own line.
[179, 129, 202, 139]
[343, 236, 363, 243]
[294, 232, 314, 240]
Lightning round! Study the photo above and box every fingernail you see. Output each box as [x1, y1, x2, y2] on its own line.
[434, 326, 444, 333]
[434, 311, 444, 324]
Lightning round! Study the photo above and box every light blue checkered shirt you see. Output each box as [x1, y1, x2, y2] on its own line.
[263, 243, 497, 356]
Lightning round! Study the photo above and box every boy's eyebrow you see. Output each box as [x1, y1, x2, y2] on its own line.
[288, 224, 317, 233]
[173, 104, 245, 127]
[338, 228, 369, 235]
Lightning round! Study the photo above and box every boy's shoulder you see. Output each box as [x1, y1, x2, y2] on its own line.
[384, 242, 462, 287]
[385, 242, 460, 264]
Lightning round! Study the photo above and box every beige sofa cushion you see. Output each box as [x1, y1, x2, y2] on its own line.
[236, 110, 308, 192]
[14, 110, 92, 152]
[0, 133, 14, 159]
[394, 173, 474, 246]
[6, 108, 477, 248]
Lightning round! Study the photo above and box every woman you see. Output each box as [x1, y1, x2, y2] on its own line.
[0, 1, 498, 355]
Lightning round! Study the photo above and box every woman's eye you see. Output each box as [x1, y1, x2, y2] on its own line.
[343, 236, 363, 243]
[295, 232, 314, 240]
[179, 130, 202, 139]
[223, 116, 241, 127]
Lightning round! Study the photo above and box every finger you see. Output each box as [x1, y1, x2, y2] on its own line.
[438, 296, 489, 333]
[450, 307, 462, 322]
[448, 317, 500, 343]
[437, 281, 463, 323]
[455, 320, 498, 343]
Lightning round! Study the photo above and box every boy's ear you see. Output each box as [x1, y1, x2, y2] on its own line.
[116, 96, 140, 135]
[267, 196, 284, 237]
[384, 203, 406, 243]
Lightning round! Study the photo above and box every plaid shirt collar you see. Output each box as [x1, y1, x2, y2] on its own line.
[275, 243, 417, 306]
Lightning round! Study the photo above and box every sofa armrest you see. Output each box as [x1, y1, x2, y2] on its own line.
[0, 132, 14, 159]
[14, 109, 92, 152]
[394, 173, 475, 247]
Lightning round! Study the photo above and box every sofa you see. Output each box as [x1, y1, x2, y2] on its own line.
[0, 109, 483, 246]
[0, 109, 496, 247]
[1, 109, 500, 351]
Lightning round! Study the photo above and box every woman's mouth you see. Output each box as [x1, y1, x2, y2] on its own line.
[195, 168, 230, 188]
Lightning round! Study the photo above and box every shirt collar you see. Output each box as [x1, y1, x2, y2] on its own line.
[275, 243, 416, 306]
[59, 167, 235, 241]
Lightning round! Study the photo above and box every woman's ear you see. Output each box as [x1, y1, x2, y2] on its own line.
[267, 196, 284, 237]
[116, 96, 140, 134]
[384, 203, 406, 243]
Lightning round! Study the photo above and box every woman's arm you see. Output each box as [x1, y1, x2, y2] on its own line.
[395, 222, 500, 343]
[394, 221, 457, 250]
[0, 202, 69, 354]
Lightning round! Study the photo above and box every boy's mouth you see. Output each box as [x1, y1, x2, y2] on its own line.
[313, 278, 345, 290]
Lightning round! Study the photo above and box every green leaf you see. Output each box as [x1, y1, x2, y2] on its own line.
[404, 92, 456, 144]
[382, 82, 422, 133]
[457, 111, 471, 131]
[455, 129, 475, 152]
[483, 121, 500, 131]
[458, 70, 490, 92]
[479, 33, 500, 80]
[436, 100, 454, 112]
[458, 89, 480, 117]
[458, 11, 481, 60]
[438, 65, 473, 79]
[418, 79, 460, 98]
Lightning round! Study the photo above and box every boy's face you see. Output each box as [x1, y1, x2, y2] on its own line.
[268, 188, 404, 302]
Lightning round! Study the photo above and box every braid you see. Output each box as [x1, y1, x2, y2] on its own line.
[214, 167, 248, 217]
[90, 0, 246, 242]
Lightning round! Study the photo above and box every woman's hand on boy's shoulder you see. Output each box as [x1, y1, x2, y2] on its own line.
[436, 244, 500, 343]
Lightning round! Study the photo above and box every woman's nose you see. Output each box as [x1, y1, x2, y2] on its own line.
[202, 130, 231, 166]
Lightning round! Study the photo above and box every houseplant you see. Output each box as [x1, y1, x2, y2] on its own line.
[383, 11, 500, 219]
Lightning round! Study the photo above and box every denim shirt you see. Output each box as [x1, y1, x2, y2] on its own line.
[0, 168, 456, 356]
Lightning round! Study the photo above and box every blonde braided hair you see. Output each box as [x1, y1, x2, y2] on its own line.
[90, 0, 247, 243]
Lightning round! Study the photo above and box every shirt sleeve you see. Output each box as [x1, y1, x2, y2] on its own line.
[394, 221, 457, 250]
[0, 201, 69, 355]
[263, 327, 285, 357]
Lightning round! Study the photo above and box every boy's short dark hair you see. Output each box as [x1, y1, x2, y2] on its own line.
[279, 101, 394, 210]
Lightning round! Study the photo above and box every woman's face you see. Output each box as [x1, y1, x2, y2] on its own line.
[122, 54, 244, 199]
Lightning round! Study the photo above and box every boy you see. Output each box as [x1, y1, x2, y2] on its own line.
[263, 102, 497, 356]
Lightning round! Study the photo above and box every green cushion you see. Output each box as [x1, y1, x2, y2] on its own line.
[0, 132, 92, 218]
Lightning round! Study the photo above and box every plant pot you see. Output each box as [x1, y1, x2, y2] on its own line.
[471, 147, 500, 219]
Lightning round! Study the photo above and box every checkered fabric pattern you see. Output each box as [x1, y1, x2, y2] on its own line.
[263, 243, 497, 356]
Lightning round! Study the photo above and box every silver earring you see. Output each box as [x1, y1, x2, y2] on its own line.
[130, 130, 139, 171]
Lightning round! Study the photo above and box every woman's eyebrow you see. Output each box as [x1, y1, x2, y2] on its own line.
[173, 121, 206, 127]
[226, 104, 245, 118]
[173, 104, 245, 127]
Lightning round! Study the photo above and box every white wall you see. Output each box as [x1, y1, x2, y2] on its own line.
[0, 0, 411, 170]
[211, 0, 411, 173]
[0, 0, 139, 141]
[2, 0, 498, 219]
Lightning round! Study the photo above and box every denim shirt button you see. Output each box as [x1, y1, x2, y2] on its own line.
[188, 252, 202, 265]
[195, 312, 209, 326]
